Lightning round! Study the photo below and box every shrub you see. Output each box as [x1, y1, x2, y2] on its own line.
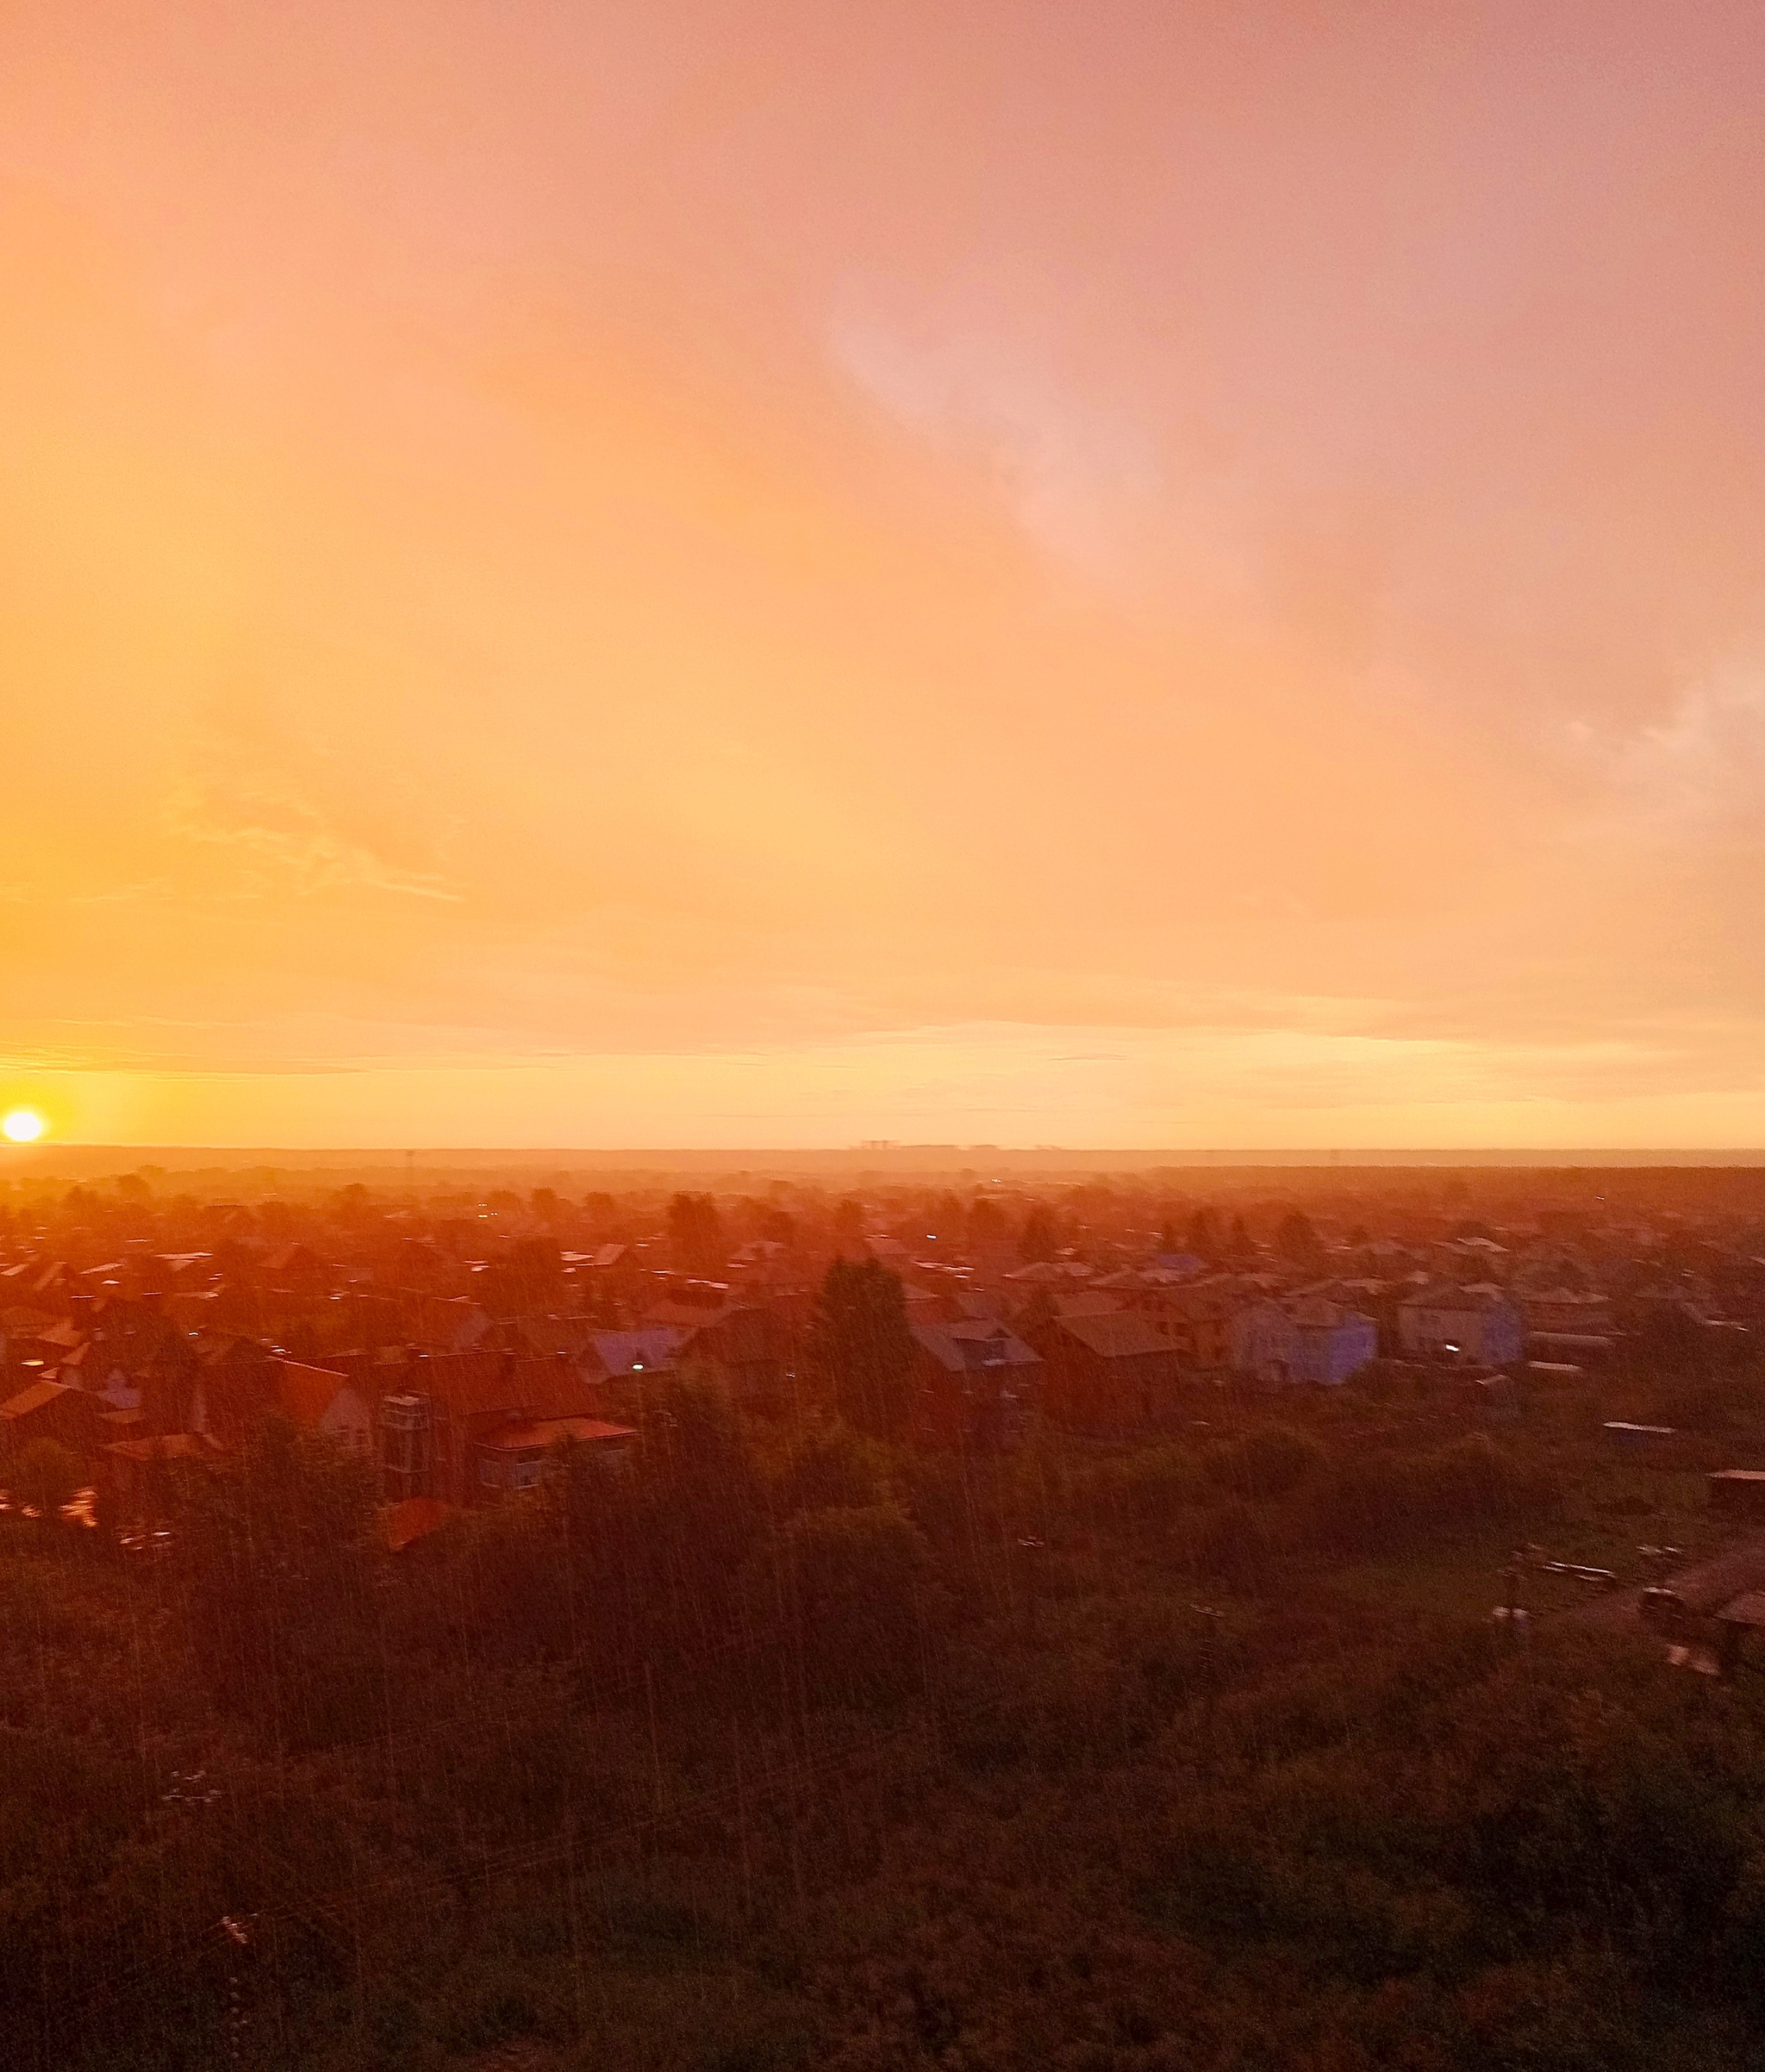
[10, 1439, 83, 1517]
[1205, 1423, 1328, 1501]
[1076, 1445, 1204, 1530]
[771, 1503, 936, 1705]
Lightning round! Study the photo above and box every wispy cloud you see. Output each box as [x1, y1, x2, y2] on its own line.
[830, 294, 1166, 577]
[164, 715, 463, 902]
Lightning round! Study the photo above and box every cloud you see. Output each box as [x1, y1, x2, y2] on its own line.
[1588, 664, 1765, 845]
[162, 715, 463, 902]
[830, 295, 1167, 577]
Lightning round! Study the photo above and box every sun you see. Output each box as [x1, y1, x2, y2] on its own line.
[2, 1108, 45, 1144]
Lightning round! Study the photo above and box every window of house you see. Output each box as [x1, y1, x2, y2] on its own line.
[477, 1456, 502, 1488]
[512, 1458, 542, 1490]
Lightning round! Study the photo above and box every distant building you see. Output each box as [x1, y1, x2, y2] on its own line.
[1397, 1283, 1525, 1366]
[1229, 1299, 1298, 1388]
[909, 1320, 1041, 1450]
[1126, 1278, 1238, 1376]
[1521, 1287, 1614, 1335]
[1029, 1312, 1184, 1435]
[1287, 1299, 1378, 1387]
[272, 1358, 374, 1452]
[376, 1347, 627, 1507]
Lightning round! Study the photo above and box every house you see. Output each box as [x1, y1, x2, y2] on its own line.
[1397, 1283, 1525, 1366]
[0, 1376, 106, 1466]
[272, 1359, 374, 1452]
[585, 1328, 684, 1384]
[908, 1320, 1041, 1450]
[375, 1347, 623, 1507]
[97, 1431, 228, 1523]
[473, 1415, 635, 1498]
[674, 1305, 789, 1404]
[1521, 1287, 1614, 1335]
[1127, 1277, 1238, 1376]
[1229, 1298, 1298, 1387]
[399, 1294, 496, 1354]
[1029, 1312, 1184, 1435]
[187, 1335, 278, 1449]
[1287, 1299, 1378, 1387]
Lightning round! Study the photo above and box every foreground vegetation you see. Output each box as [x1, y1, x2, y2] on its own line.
[6, 1363, 1765, 2070]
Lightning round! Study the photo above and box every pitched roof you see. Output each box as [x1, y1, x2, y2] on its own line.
[1398, 1281, 1517, 1312]
[911, 1321, 1041, 1374]
[272, 1359, 357, 1430]
[588, 1329, 683, 1376]
[678, 1306, 786, 1363]
[0, 1376, 77, 1420]
[477, 1415, 636, 1453]
[1288, 1298, 1376, 1332]
[1051, 1312, 1175, 1360]
[102, 1432, 228, 1464]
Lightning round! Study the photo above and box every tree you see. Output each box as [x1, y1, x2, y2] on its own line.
[667, 1191, 724, 1275]
[177, 1418, 385, 1748]
[831, 1197, 866, 1256]
[1276, 1209, 1323, 1270]
[1227, 1214, 1253, 1259]
[773, 1504, 933, 1704]
[478, 1236, 561, 1316]
[968, 1195, 1007, 1248]
[1019, 1201, 1059, 1264]
[807, 1258, 914, 1439]
[1186, 1207, 1221, 1259]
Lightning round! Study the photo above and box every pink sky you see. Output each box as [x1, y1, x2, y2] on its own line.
[4, 2, 1765, 1146]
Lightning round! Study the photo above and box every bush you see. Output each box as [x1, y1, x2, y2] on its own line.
[770, 1503, 935, 1706]
[775, 1421, 893, 1516]
[11, 1439, 84, 1517]
[1204, 1424, 1328, 1501]
[1311, 1434, 1550, 1555]
[1076, 1445, 1203, 1531]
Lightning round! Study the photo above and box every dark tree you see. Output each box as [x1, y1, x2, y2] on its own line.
[1019, 1201, 1059, 1264]
[1186, 1207, 1221, 1259]
[667, 1190, 724, 1274]
[831, 1197, 866, 1255]
[807, 1257, 915, 1439]
[1228, 1214, 1253, 1258]
[178, 1419, 385, 1749]
[1276, 1209, 1323, 1270]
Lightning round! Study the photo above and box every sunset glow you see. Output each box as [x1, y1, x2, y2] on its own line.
[6, 3, 1765, 1147]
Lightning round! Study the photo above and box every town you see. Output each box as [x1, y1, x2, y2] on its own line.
[3, 1160, 1745, 1529]
[9, 1158, 1765, 2065]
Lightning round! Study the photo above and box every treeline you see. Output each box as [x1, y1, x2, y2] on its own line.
[4, 1386, 1765, 2069]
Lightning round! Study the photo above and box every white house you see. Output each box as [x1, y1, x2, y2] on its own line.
[1397, 1283, 1525, 1366]
[1288, 1299, 1378, 1386]
[1230, 1298, 1299, 1387]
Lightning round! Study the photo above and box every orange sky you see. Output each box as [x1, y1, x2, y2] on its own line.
[4, 2, 1765, 1148]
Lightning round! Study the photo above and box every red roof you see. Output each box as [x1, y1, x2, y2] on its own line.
[0, 1377, 77, 1420]
[478, 1415, 635, 1454]
[380, 1496, 453, 1551]
[271, 1358, 354, 1429]
[102, 1432, 228, 1464]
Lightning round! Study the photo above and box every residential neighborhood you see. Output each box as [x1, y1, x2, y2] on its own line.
[3, 1161, 1760, 1545]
